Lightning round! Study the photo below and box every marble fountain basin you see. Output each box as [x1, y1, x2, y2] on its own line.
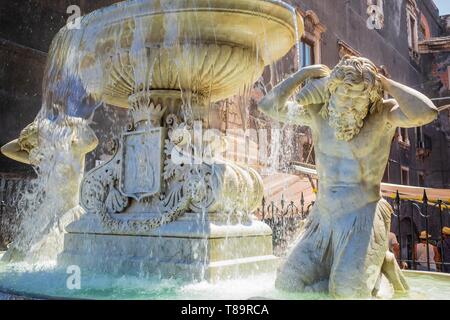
[78, 0, 304, 108]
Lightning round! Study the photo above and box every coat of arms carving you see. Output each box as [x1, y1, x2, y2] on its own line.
[119, 128, 165, 201]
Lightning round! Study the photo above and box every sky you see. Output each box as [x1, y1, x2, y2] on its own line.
[434, 0, 450, 15]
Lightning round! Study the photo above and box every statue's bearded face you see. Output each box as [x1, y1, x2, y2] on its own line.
[327, 83, 370, 141]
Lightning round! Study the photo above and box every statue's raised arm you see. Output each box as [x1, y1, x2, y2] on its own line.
[381, 75, 438, 128]
[267, 55, 440, 298]
[257, 65, 331, 126]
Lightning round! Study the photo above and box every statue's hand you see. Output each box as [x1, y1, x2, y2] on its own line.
[258, 64, 331, 117]
[300, 64, 331, 80]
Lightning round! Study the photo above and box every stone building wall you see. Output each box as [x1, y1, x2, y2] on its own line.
[286, 0, 450, 188]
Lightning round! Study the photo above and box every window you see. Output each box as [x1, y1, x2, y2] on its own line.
[406, 0, 419, 60]
[418, 172, 425, 187]
[300, 40, 314, 67]
[416, 126, 424, 148]
[398, 127, 410, 147]
[401, 167, 410, 185]
[299, 10, 325, 64]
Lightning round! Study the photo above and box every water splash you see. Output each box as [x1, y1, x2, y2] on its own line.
[3, 118, 97, 263]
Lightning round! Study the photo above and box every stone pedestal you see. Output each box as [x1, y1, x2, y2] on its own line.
[60, 88, 270, 281]
[58, 210, 278, 281]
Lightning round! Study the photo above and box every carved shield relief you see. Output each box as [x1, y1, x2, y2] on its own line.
[119, 128, 165, 201]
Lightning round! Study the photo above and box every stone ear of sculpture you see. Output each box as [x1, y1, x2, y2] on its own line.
[1, 118, 99, 166]
[1, 122, 40, 165]
[295, 76, 330, 107]
[17, 122, 39, 154]
[1, 139, 32, 165]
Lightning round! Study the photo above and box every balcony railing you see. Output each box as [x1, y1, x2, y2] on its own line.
[256, 193, 314, 256]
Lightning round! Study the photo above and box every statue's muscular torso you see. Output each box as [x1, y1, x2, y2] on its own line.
[305, 103, 396, 208]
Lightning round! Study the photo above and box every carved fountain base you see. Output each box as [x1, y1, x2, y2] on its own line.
[58, 209, 277, 281]
[56, 90, 277, 280]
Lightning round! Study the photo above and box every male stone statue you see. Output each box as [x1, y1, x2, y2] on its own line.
[258, 55, 438, 298]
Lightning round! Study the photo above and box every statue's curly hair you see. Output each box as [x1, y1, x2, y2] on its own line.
[18, 122, 39, 153]
[322, 55, 384, 118]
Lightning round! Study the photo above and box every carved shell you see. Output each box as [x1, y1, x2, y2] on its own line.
[296, 77, 329, 106]
[105, 185, 128, 213]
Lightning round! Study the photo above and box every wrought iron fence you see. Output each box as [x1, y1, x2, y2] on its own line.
[256, 190, 450, 274]
[390, 190, 450, 274]
[256, 193, 314, 256]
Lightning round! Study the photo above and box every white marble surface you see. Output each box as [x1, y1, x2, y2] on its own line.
[59, 212, 276, 280]
[66, 212, 272, 238]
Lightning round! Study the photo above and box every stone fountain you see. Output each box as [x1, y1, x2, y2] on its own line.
[2, 0, 303, 280]
[1, 0, 450, 301]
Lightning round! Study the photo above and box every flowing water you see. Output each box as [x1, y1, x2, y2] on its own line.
[3, 118, 98, 263]
[4, 0, 302, 265]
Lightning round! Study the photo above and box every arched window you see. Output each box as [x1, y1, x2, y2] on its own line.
[406, 0, 419, 60]
[299, 10, 326, 67]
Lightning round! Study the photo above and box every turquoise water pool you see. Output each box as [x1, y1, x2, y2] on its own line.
[0, 258, 449, 300]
